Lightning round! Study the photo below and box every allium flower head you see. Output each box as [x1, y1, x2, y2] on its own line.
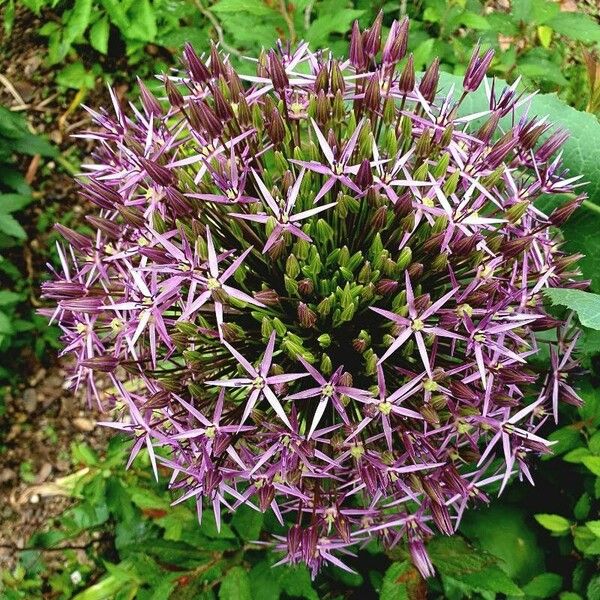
[43, 16, 587, 577]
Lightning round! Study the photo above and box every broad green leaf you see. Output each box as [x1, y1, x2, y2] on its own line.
[582, 456, 600, 476]
[546, 426, 582, 457]
[129, 486, 170, 510]
[574, 493, 592, 520]
[430, 536, 523, 596]
[127, 0, 157, 42]
[211, 0, 275, 16]
[56, 61, 96, 90]
[0, 311, 13, 335]
[460, 505, 544, 581]
[0, 213, 26, 240]
[248, 560, 282, 600]
[534, 513, 571, 534]
[279, 565, 319, 600]
[586, 520, 600, 537]
[460, 566, 524, 596]
[231, 504, 263, 541]
[547, 12, 600, 44]
[89, 15, 109, 54]
[219, 566, 251, 600]
[101, 0, 130, 30]
[428, 535, 494, 574]
[522, 573, 563, 598]
[379, 562, 410, 599]
[0, 290, 21, 306]
[63, 0, 93, 47]
[544, 289, 600, 329]
[512, 0, 559, 25]
[0, 194, 32, 213]
[459, 12, 490, 30]
[305, 9, 365, 46]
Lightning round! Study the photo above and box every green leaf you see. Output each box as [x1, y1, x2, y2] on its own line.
[544, 289, 600, 329]
[0, 194, 32, 213]
[582, 456, 600, 476]
[546, 426, 582, 457]
[428, 535, 523, 595]
[219, 566, 251, 600]
[56, 61, 96, 90]
[0, 290, 21, 306]
[0, 213, 26, 240]
[211, 0, 274, 16]
[574, 493, 592, 521]
[305, 9, 365, 46]
[460, 505, 544, 581]
[534, 513, 571, 534]
[523, 573, 563, 598]
[379, 562, 410, 599]
[231, 504, 263, 541]
[127, 0, 157, 42]
[89, 15, 109, 54]
[459, 12, 490, 30]
[586, 520, 600, 537]
[63, 0, 93, 47]
[279, 565, 319, 600]
[101, 0, 130, 30]
[547, 12, 600, 43]
[0, 311, 14, 336]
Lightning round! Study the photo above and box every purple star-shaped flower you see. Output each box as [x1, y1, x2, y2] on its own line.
[179, 226, 264, 336]
[206, 331, 308, 429]
[286, 358, 370, 439]
[372, 271, 461, 373]
[347, 365, 425, 451]
[291, 118, 364, 202]
[231, 168, 337, 252]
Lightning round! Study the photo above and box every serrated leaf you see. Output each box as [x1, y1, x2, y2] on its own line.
[459, 12, 490, 30]
[0, 213, 26, 240]
[305, 9, 365, 46]
[379, 562, 410, 599]
[219, 566, 251, 600]
[100, 0, 129, 30]
[0, 290, 22, 306]
[231, 504, 263, 541]
[586, 520, 600, 537]
[582, 456, 600, 476]
[547, 12, 600, 43]
[63, 0, 92, 47]
[127, 0, 157, 42]
[544, 289, 600, 329]
[534, 513, 571, 534]
[522, 573, 563, 598]
[89, 15, 109, 54]
[211, 0, 274, 16]
[0, 193, 32, 213]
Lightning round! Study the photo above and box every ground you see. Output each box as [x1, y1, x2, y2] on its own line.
[0, 7, 117, 569]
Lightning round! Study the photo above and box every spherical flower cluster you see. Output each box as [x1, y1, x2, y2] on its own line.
[43, 14, 586, 577]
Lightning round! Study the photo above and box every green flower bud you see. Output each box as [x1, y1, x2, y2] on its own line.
[286, 254, 300, 278]
[396, 246, 412, 271]
[317, 333, 331, 348]
[320, 353, 333, 375]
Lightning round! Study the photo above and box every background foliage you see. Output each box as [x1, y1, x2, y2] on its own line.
[0, 0, 600, 598]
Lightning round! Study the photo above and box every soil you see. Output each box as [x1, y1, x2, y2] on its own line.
[0, 7, 120, 570]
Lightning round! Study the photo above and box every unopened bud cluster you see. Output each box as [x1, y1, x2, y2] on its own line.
[43, 13, 585, 578]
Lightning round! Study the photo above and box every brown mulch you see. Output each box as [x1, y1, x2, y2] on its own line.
[0, 7, 122, 571]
